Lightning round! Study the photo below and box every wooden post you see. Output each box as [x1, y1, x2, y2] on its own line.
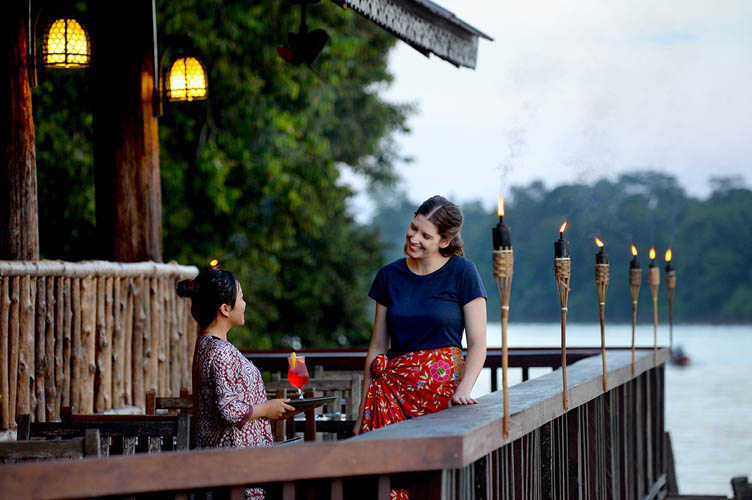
[94, 277, 113, 411]
[1, 1, 39, 260]
[94, 277, 106, 412]
[18, 276, 35, 417]
[148, 277, 159, 396]
[70, 278, 82, 412]
[80, 277, 97, 413]
[35, 276, 46, 421]
[123, 278, 134, 406]
[0, 277, 10, 429]
[44, 277, 56, 420]
[91, 1, 162, 262]
[169, 278, 180, 396]
[113, 277, 125, 407]
[158, 278, 168, 396]
[132, 276, 145, 409]
[56, 278, 67, 413]
[8, 276, 19, 427]
[60, 278, 72, 408]
[183, 301, 194, 391]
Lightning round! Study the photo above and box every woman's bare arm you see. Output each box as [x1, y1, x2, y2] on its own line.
[452, 297, 487, 405]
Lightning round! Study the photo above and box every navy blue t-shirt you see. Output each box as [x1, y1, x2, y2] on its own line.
[368, 256, 487, 359]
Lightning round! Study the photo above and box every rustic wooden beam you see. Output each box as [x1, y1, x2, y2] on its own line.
[1, 1, 39, 260]
[0, 260, 197, 278]
[91, 1, 162, 262]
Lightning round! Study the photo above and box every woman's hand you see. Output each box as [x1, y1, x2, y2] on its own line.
[451, 392, 478, 405]
[256, 398, 295, 420]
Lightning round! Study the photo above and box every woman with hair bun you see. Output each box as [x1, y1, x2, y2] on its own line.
[178, 270, 293, 499]
[354, 195, 488, 440]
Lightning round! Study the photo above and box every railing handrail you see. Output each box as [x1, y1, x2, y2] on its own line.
[0, 259, 198, 278]
[0, 348, 670, 499]
[243, 346, 653, 371]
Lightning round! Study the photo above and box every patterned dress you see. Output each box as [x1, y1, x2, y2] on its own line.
[192, 335, 272, 499]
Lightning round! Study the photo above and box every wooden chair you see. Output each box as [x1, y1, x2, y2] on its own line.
[145, 389, 297, 445]
[145, 388, 193, 415]
[18, 412, 190, 456]
[0, 428, 100, 463]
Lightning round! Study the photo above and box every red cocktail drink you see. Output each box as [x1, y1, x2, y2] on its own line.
[287, 353, 309, 396]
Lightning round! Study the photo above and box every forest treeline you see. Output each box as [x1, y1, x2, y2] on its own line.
[372, 173, 752, 325]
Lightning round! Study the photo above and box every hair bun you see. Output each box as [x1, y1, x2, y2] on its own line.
[176, 279, 195, 298]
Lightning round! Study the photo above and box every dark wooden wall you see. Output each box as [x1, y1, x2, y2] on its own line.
[1, 1, 40, 261]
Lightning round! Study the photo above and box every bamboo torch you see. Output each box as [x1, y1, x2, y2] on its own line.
[648, 247, 660, 366]
[492, 197, 513, 438]
[594, 238, 610, 392]
[665, 249, 676, 350]
[553, 221, 570, 411]
[629, 245, 642, 376]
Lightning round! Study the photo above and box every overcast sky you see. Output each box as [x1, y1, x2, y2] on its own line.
[344, 0, 752, 218]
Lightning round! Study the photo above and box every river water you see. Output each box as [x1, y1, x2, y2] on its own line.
[470, 322, 752, 496]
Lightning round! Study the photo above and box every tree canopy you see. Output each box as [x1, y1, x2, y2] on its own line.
[32, 0, 409, 348]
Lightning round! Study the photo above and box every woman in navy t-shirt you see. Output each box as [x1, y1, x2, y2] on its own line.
[354, 195, 488, 436]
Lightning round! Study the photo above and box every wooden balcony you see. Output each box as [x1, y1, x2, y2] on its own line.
[0, 348, 671, 499]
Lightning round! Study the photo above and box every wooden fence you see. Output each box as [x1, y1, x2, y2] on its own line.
[0, 260, 198, 430]
[0, 348, 671, 499]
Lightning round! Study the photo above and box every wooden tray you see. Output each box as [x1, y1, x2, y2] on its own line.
[286, 396, 337, 409]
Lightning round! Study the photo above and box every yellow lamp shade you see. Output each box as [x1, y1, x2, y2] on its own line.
[42, 18, 90, 68]
[166, 57, 208, 101]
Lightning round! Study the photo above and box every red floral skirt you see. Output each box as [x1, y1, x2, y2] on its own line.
[359, 346, 464, 432]
[359, 347, 464, 500]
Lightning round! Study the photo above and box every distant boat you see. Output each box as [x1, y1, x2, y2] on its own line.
[670, 345, 691, 367]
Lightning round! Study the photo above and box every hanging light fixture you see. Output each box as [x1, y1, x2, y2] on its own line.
[41, 17, 91, 68]
[165, 56, 208, 102]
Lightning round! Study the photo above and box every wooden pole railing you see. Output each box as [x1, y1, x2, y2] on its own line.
[244, 346, 646, 390]
[0, 260, 198, 430]
[0, 348, 670, 499]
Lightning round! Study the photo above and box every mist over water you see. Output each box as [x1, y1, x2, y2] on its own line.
[468, 323, 752, 496]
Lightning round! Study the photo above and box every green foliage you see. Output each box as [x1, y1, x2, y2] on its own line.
[372, 173, 752, 324]
[32, 0, 408, 348]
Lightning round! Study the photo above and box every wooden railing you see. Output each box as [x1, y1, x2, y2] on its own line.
[245, 346, 627, 390]
[0, 347, 670, 499]
[0, 260, 198, 430]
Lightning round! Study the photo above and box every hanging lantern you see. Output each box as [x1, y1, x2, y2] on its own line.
[165, 57, 208, 101]
[42, 18, 91, 68]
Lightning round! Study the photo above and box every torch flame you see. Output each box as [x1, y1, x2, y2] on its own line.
[649, 247, 656, 260]
[209, 258, 220, 269]
[497, 197, 504, 217]
[559, 221, 567, 233]
[631, 244, 638, 256]
[595, 237, 604, 248]
[665, 248, 672, 262]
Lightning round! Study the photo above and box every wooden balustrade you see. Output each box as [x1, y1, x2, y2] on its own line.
[0, 260, 198, 430]
[0, 348, 670, 499]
